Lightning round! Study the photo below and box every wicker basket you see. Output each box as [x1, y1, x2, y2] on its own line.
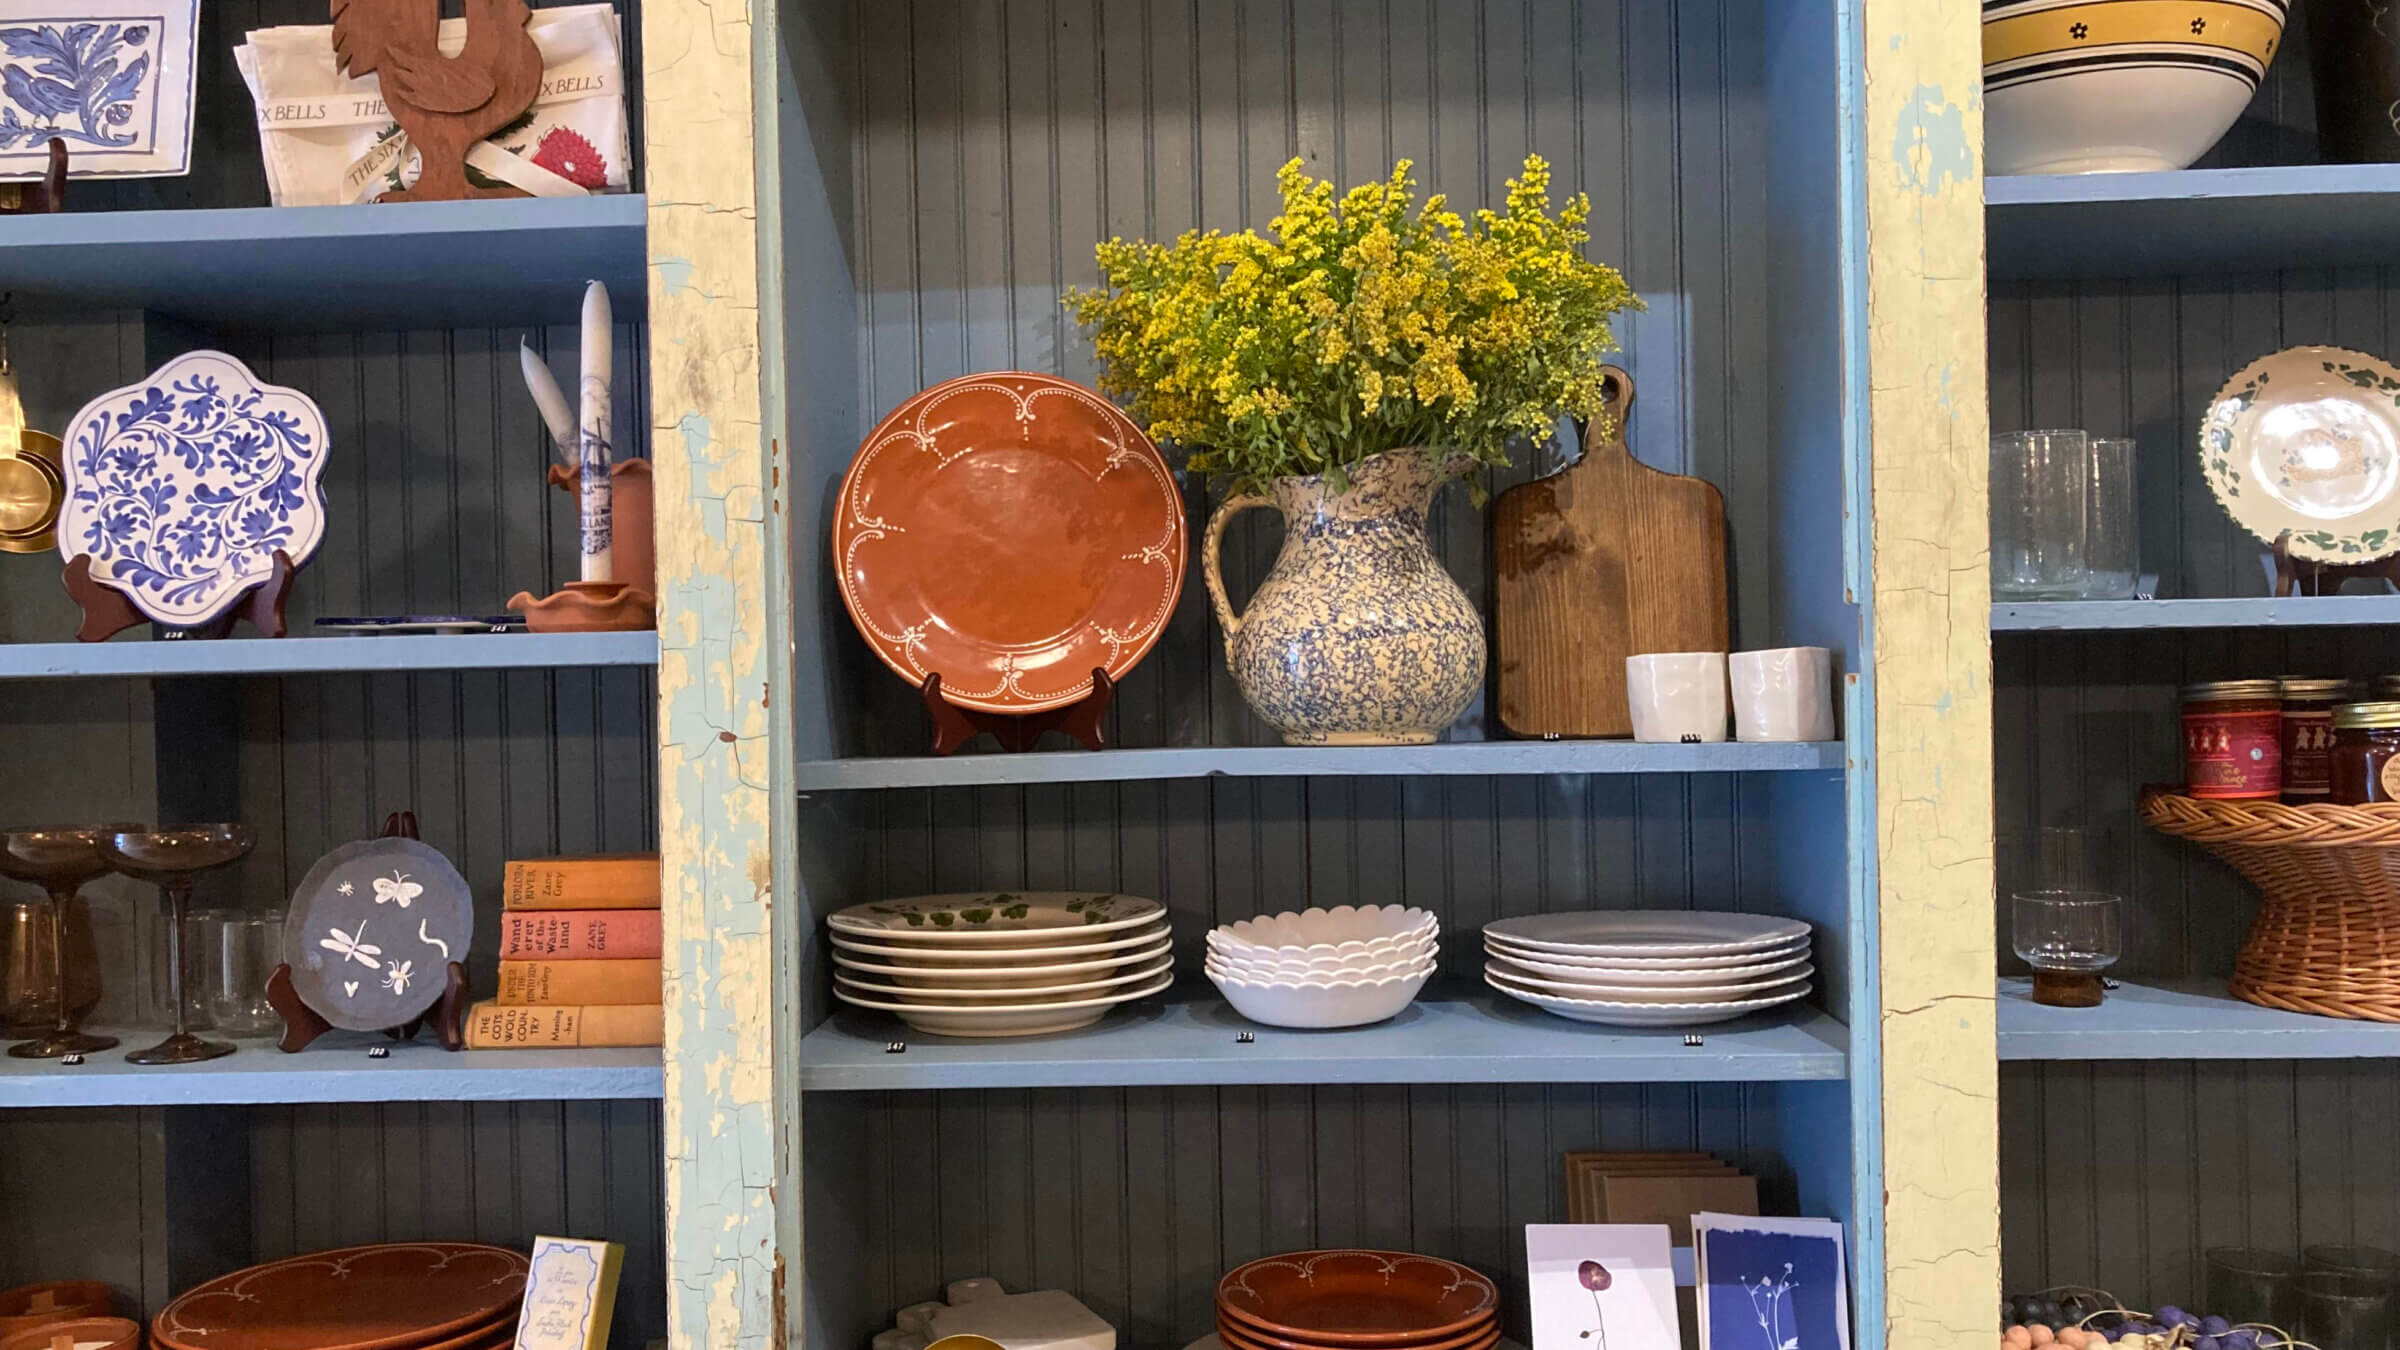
[2138, 786, 2400, 1021]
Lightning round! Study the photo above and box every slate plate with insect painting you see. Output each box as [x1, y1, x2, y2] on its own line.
[281, 837, 472, 1033]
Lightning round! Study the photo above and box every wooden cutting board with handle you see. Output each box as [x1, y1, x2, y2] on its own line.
[1494, 367, 1729, 738]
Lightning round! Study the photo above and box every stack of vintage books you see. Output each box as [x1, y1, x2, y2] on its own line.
[464, 853, 663, 1050]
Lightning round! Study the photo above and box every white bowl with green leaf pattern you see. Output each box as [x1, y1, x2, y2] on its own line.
[827, 892, 1166, 946]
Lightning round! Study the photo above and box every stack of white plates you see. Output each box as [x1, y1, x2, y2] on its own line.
[1205, 905, 1438, 1029]
[1483, 912, 1813, 1027]
[829, 893, 1171, 1037]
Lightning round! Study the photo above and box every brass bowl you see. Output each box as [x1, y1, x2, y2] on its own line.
[0, 430, 62, 555]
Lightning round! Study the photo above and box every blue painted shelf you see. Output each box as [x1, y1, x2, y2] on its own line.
[0, 195, 647, 330]
[1993, 596, 2400, 631]
[795, 738, 1848, 790]
[1988, 164, 2400, 279]
[1998, 977, 2400, 1060]
[0, 1030, 661, 1107]
[798, 985, 1849, 1090]
[0, 631, 658, 679]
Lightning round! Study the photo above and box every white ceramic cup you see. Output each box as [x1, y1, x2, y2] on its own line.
[1729, 646, 1837, 742]
[1623, 652, 1729, 743]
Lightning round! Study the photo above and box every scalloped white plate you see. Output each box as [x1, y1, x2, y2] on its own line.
[2201, 345, 2400, 563]
[1481, 940, 1811, 983]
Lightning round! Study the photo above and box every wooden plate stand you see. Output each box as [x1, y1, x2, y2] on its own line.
[920, 668, 1114, 756]
[64, 549, 298, 642]
[266, 811, 470, 1052]
[2272, 532, 2400, 597]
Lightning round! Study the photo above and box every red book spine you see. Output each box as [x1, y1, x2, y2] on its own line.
[496, 909, 663, 960]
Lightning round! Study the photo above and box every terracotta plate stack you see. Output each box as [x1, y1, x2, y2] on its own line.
[1218, 1251, 1499, 1350]
[153, 1243, 528, 1350]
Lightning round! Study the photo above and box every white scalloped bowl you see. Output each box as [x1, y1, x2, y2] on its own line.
[1207, 961, 1435, 1029]
[1203, 949, 1437, 988]
[1206, 932, 1439, 979]
[1208, 905, 1437, 959]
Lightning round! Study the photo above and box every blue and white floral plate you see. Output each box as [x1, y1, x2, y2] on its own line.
[59, 350, 329, 627]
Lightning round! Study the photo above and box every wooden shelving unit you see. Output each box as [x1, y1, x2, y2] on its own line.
[1987, 164, 2400, 278]
[0, 1035, 662, 1108]
[1992, 596, 2400, 631]
[0, 195, 647, 329]
[1998, 978, 2400, 1062]
[0, 632, 659, 680]
[798, 987, 1849, 1091]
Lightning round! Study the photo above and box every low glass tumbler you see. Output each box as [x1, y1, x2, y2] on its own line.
[201, 912, 282, 1038]
[2303, 1269, 2398, 1350]
[2081, 436, 2140, 599]
[1992, 429, 2091, 599]
[2208, 1247, 2301, 1334]
[2011, 889, 2122, 1008]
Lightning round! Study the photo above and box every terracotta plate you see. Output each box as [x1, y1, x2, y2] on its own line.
[1217, 1252, 1498, 1346]
[2202, 345, 2400, 563]
[153, 1242, 527, 1350]
[833, 372, 1187, 712]
[1216, 1316, 1498, 1350]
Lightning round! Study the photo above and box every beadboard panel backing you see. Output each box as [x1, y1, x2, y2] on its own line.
[248, 1100, 667, 1350]
[804, 1083, 1805, 1350]
[795, 0, 1802, 760]
[65, 0, 643, 214]
[1999, 1059, 2400, 1314]
[0, 1105, 666, 1350]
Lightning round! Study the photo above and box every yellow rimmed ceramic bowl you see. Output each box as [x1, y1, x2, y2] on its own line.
[1984, 0, 2287, 175]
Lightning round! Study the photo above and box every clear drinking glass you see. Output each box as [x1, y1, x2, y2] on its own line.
[2308, 1245, 2400, 1294]
[1991, 429, 2091, 599]
[201, 912, 283, 1037]
[2012, 889, 2122, 1007]
[2209, 1247, 2302, 1333]
[2080, 437, 2139, 599]
[2303, 1269, 2398, 1350]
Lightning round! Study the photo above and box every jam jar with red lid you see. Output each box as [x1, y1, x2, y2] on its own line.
[2181, 680, 2283, 800]
[2332, 701, 2400, 805]
[2279, 677, 2350, 804]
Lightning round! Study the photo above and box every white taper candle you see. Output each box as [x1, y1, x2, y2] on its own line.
[578, 280, 614, 584]
[518, 339, 576, 463]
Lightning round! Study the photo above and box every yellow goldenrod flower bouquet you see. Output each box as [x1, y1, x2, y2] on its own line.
[1067, 154, 1642, 496]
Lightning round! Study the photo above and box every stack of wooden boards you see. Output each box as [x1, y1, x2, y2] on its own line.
[464, 853, 664, 1050]
[1562, 1151, 1760, 1241]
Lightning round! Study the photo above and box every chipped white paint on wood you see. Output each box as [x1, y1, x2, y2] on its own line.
[642, 0, 787, 1345]
[1862, 1, 2000, 1343]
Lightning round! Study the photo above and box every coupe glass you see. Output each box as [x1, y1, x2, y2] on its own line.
[2012, 889, 2121, 1008]
[1991, 429, 2091, 599]
[0, 825, 140, 1058]
[99, 826, 254, 1065]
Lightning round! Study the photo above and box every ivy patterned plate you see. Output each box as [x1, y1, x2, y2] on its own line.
[826, 892, 1166, 944]
[2202, 345, 2400, 563]
[281, 837, 473, 1033]
[832, 372, 1186, 713]
[59, 350, 328, 626]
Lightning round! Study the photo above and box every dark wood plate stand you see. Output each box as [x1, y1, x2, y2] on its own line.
[266, 810, 469, 1052]
[65, 549, 298, 642]
[2272, 532, 2400, 597]
[920, 667, 1115, 755]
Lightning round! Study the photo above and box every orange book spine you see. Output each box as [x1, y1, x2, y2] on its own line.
[502, 854, 662, 910]
[497, 909, 663, 959]
[465, 1002, 664, 1049]
[497, 959, 663, 1006]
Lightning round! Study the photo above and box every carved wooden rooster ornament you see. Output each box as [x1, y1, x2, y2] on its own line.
[330, 0, 542, 202]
